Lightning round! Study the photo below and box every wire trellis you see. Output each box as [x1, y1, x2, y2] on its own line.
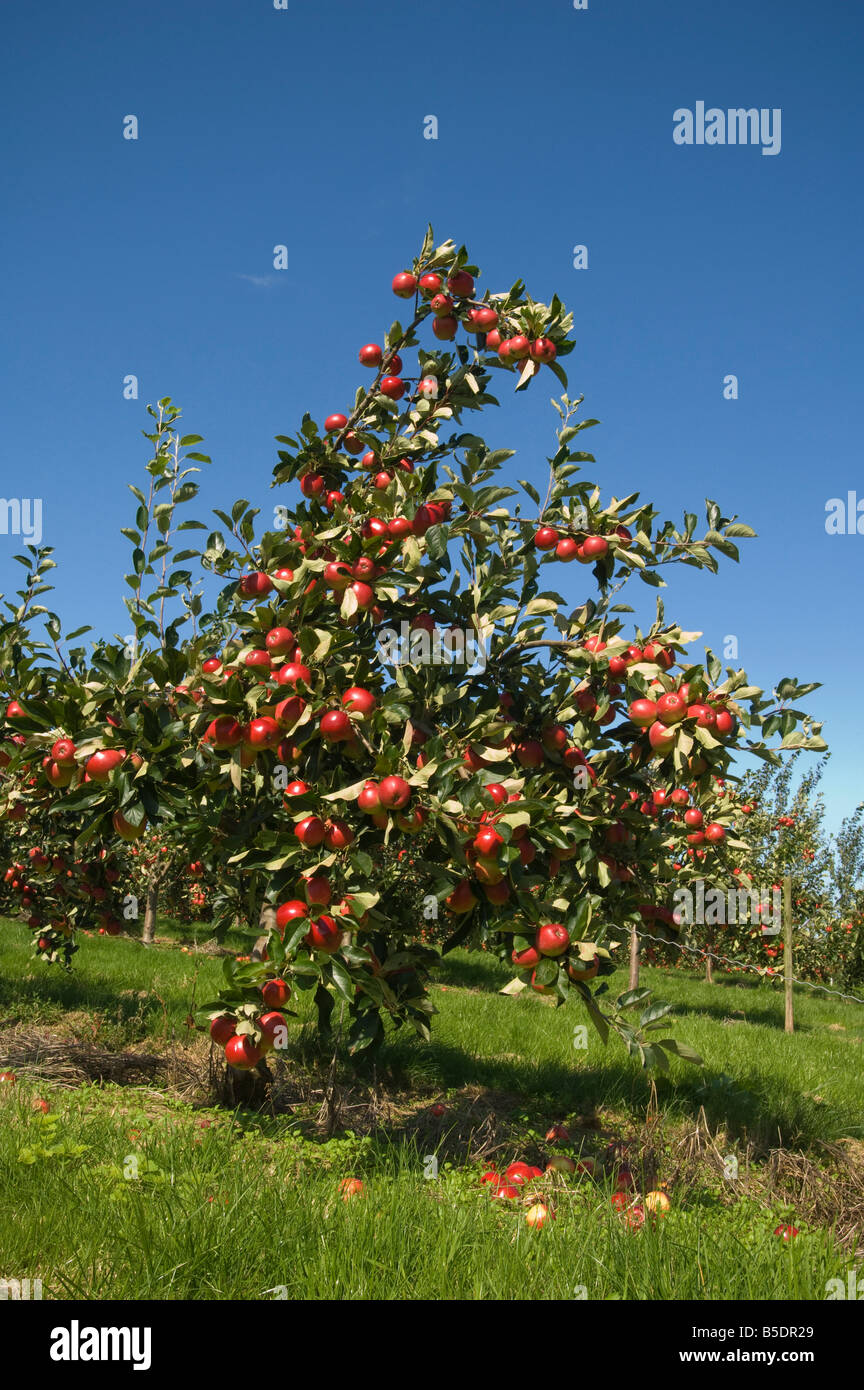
[633, 926, 864, 1008]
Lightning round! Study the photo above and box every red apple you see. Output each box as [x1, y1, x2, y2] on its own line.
[506, 1161, 544, 1185]
[512, 943, 541, 969]
[265, 627, 295, 656]
[379, 775, 411, 810]
[210, 1015, 236, 1046]
[324, 818, 354, 850]
[446, 880, 477, 914]
[656, 692, 687, 726]
[350, 581, 375, 610]
[86, 749, 126, 781]
[304, 874, 331, 905]
[515, 739, 544, 769]
[392, 272, 417, 298]
[294, 816, 326, 847]
[429, 293, 454, 315]
[357, 783, 382, 813]
[274, 696, 306, 729]
[648, 721, 678, 754]
[534, 526, 559, 550]
[536, 923, 570, 957]
[246, 717, 281, 750]
[530, 337, 557, 363]
[468, 305, 498, 332]
[275, 900, 308, 930]
[112, 810, 146, 842]
[545, 1124, 570, 1143]
[320, 710, 352, 742]
[567, 955, 599, 982]
[224, 1035, 262, 1070]
[555, 537, 579, 561]
[432, 315, 458, 340]
[239, 572, 274, 598]
[474, 826, 504, 856]
[259, 1011, 288, 1052]
[418, 272, 443, 296]
[262, 978, 291, 1009]
[276, 661, 311, 688]
[447, 269, 474, 298]
[51, 738, 76, 765]
[341, 687, 376, 719]
[305, 914, 342, 953]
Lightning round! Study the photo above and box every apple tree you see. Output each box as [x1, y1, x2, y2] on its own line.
[0, 231, 827, 1085]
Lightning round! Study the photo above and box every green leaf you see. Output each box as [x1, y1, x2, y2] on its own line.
[656, 1038, 704, 1066]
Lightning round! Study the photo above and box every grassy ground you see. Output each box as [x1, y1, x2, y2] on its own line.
[1, 915, 862, 1299]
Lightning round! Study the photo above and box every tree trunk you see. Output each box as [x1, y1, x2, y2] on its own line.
[783, 875, 794, 1034]
[251, 902, 277, 962]
[628, 924, 640, 990]
[705, 939, 714, 984]
[142, 880, 159, 945]
[222, 1057, 272, 1110]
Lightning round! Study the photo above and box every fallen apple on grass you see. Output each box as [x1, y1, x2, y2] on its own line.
[545, 1155, 577, 1175]
[340, 1178, 365, 1200]
[545, 1123, 570, 1143]
[525, 1201, 555, 1229]
[506, 1161, 544, 1186]
[644, 1189, 671, 1217]
[624, 1205, 646, 1231]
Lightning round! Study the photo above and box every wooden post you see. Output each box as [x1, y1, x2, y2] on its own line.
[783, 875, 794, 1034]
[628, 923, 640, 990]
[142, 880, 159, 944]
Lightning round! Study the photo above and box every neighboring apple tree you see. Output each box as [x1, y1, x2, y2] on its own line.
[722, 755, 860, 987]
[0, 230, 827, 1082]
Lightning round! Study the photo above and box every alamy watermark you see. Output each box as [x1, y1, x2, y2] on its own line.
[673, 103, 781, 156]
[377, 621, 488, 671]
[1, 1277, 43, 1300]
[672, 881, 782, 934]
[825, 492, 864, 534]
[826, 1271, 864, 1300]
[50, 1322, 151, 1371]
[0, 498, 42, 545]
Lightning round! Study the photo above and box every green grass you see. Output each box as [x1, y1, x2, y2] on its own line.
[0, 1087, 850, 1300]
[1, 915, 862, 1299]
[0, 914, 245, 1046]
[2, 918, 862, 1149]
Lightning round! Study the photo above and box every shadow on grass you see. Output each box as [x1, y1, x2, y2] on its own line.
[430, 952, 512, 992]
[343, 1031, 850, 1152]
[153, 916, 250, 952]
[663, 998, 813, 1032]
[0, 968, 169, 1039]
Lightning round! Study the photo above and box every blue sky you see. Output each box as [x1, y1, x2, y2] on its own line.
[1, 0, 862, 828]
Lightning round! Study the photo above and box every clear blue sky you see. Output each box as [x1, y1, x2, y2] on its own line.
[1, 0, 861, 828]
